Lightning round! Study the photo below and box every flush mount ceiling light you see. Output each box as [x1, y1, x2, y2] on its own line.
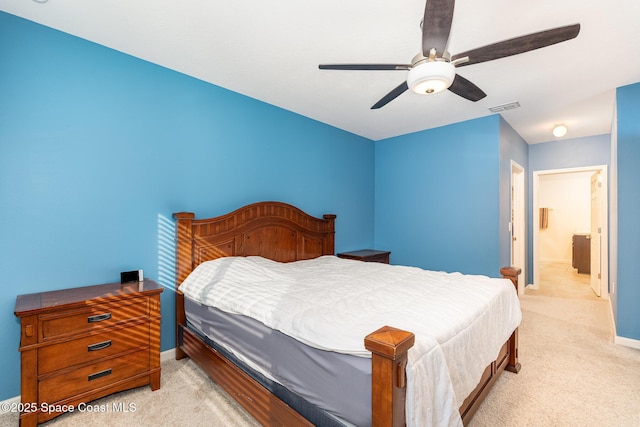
[552, 124, 568, 137]
[407, 60, 456, 95]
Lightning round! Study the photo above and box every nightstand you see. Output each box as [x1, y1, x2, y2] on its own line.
[337, 249, 391, 264]
[14, 279, 163, 426]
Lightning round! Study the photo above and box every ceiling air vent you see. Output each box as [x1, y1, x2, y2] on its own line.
[488, 101, 521, 113]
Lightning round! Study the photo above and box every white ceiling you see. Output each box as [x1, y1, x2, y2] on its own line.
[3, 0, 640, 143]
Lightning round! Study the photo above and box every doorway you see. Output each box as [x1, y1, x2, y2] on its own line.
[532, 166, 609, 300]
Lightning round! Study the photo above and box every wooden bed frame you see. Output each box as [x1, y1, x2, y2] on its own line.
[173, 201, 521, 426]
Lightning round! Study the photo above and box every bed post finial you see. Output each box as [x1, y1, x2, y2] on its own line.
[365, 326, 415, 427]
[500, 266, 521, 290]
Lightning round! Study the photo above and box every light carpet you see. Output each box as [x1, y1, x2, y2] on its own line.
[469, 293, 640, 427]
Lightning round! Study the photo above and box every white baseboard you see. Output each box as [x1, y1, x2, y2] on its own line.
[608, 299, 640, 349]
[615, 335, 640, 349]
[161, 347, 176, 362]
[609, 299, 617, 336]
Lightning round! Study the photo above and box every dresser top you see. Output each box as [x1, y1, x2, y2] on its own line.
[15, 279, 164, 317]
[338, 249, 390, 257]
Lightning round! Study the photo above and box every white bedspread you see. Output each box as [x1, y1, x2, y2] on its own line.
[179, 255, 521, 427]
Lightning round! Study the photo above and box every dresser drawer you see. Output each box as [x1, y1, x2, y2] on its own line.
[360, 252, 390, 263]
[39, 349, 150, 404]
[39, 298, 148, 340]
[38, 322, 150, 374]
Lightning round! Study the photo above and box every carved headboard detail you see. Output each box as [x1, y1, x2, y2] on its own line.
[173, 201, 336, 285]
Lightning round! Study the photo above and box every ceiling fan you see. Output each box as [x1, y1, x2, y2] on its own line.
[319, 0, 580, 109]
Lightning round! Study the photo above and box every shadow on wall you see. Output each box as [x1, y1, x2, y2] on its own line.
[157, 213, 176, 290]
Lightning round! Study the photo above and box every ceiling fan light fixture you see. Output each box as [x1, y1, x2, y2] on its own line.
[407, 61, 455, 95]
[552, 124, 568, 137]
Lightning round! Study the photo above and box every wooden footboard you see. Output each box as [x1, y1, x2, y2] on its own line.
[363, 267, 522, 427]
[172, 203, 522, 426]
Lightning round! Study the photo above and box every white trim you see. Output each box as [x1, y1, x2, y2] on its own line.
[614, 336, 640, 350]
[609, 299, 640, 350]
[510, 160, 526, 295]
[609, 297, 617, 336]
[608, 299, 639, 349]
[161, 348, 177, 363]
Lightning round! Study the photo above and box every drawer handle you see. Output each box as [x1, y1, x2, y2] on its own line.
[88, 369, 112, 381]
[88, 340, 112, 352]
[87, 313, 112, 323]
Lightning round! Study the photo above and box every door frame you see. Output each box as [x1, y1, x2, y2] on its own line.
[532, 165, 609, 299]
[510, 161, 526, 295]
[590, 171, 603, 297]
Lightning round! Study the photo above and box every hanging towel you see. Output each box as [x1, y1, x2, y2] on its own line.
[540, 207, 549, 229]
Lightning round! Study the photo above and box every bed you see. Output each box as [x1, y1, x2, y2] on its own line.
[173, 201, 521, 426]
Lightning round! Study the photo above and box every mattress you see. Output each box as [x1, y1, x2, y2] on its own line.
[184, 297, 369, 426]
[179, 255, 522, 426]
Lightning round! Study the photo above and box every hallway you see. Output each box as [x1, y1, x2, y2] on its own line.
[530, 260, 600, 300]
[526, 260, 610, 341]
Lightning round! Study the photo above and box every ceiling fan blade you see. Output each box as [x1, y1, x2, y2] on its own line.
[422, 0, 456, 56]
[452, 24, 580, 67]
[319, 64, 410, 71]
[371, 81, 409, 109]
[448, 74, 486, 102]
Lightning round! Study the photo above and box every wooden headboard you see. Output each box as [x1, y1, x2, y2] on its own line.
[173, 201, 336, 285]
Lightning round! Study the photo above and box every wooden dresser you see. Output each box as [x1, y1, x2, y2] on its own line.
[572, 234, 591, 274]
[14, 279, 163, 426]
[337, 249, 391, 264]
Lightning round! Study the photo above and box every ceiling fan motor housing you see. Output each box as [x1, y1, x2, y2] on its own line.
[407, 60, 456, 94]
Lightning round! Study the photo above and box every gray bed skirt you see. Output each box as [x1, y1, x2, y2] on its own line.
[184, 297, 371, 426]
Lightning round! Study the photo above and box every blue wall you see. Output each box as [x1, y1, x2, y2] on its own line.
[374, 116, 502, 276]
[529, 135, 611, 171]
[616, 82, 640, 340]
[0, 12, 374, 400]
[499, 118, 529, 275]
[373, 115, 527, 278]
